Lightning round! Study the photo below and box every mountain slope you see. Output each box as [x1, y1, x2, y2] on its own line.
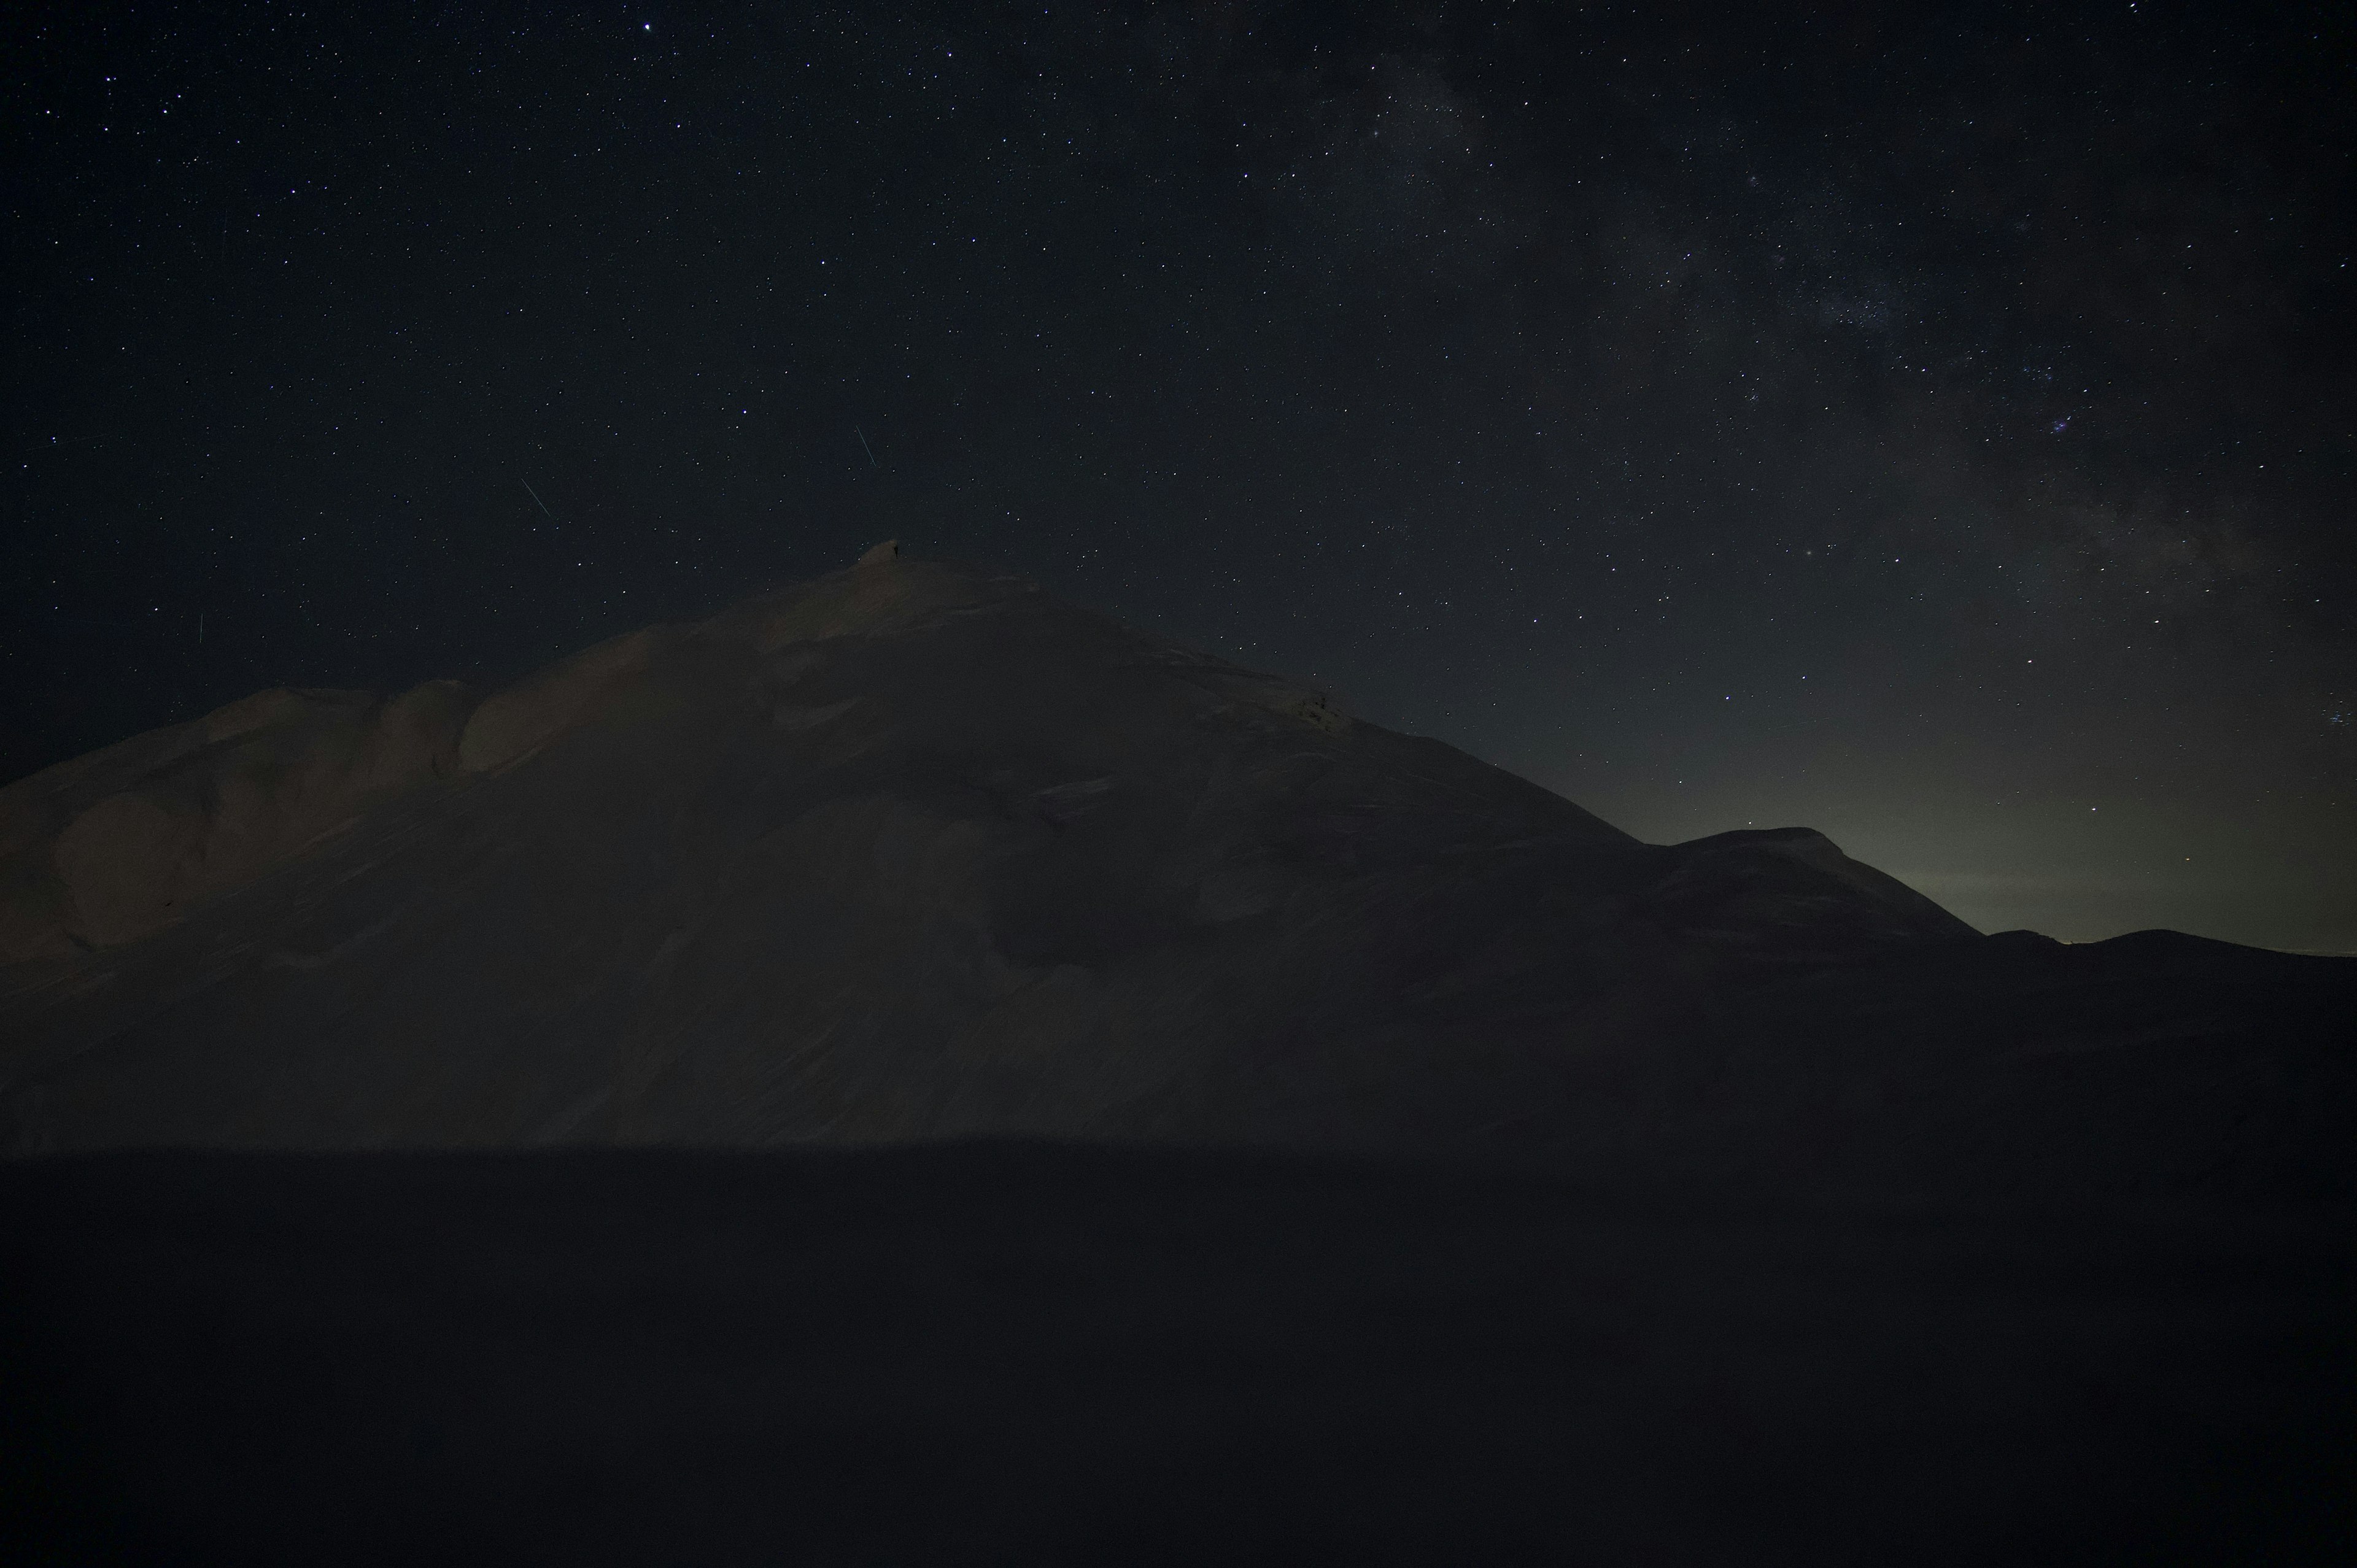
[1, 552, 2347, 1201]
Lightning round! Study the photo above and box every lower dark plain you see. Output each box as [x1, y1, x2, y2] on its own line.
[6, 1143, 2352, 1566]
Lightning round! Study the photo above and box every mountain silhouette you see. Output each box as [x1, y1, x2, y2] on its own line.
[6, 550, 2356, 1564]
[1, 550, 2346, 1203]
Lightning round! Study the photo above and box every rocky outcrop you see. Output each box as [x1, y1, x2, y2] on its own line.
[0, 679, 476, 960]
[0, 549, 1021, 961]
[457, 628, 667, 776]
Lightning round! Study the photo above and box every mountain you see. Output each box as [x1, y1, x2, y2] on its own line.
[7, 548, 2355, 1564]
[1, 547, 2347, 1202]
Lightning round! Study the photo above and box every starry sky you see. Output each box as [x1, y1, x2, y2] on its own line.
[7, 1, 2354, 952]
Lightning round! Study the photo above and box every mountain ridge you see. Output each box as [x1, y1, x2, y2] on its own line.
[1, 552, 2345, 1202]
[0, 553, 1957, 965]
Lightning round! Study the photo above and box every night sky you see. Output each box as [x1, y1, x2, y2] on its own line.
[8, 1, 2353, 952]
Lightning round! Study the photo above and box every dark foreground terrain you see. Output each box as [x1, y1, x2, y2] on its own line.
[7, 1143, 2353, 1566]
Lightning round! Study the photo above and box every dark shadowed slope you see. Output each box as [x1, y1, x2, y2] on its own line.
[0, 551, 2350, 1205]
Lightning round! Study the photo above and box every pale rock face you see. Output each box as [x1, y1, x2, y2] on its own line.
[50, 789, 207, 948]
[359, 679, 476, 793]
[0, 553, 1020, 964]
[0, 682, 478, 960]
[458, 628, 668, 776]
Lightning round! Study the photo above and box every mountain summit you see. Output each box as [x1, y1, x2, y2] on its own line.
[0, 552, 2344, 1198]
